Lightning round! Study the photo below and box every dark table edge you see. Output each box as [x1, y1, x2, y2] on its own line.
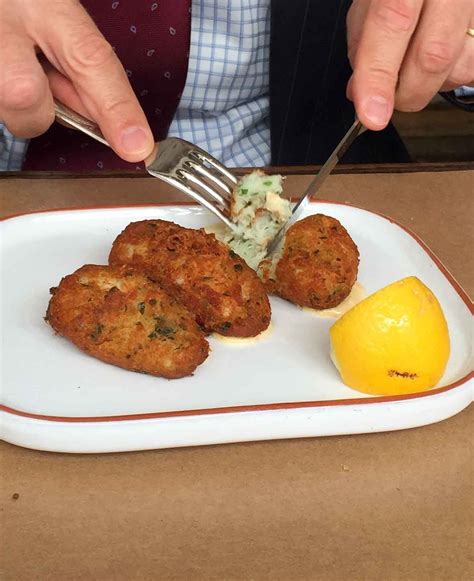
[1, 162, 473, 179]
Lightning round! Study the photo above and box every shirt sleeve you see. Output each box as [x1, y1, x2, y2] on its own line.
[440, 87, 474, 112]
[0, 124, 29, 171]
[454, 87, 474, 98]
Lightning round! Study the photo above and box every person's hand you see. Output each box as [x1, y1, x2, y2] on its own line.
[347, 0, 474, 130]
[0, 0, 154, 162]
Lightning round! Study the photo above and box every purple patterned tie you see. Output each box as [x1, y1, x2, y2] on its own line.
[24, 1, 191, 171]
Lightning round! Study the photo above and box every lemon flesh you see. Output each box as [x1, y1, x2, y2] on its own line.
[329, 277, 450, 395]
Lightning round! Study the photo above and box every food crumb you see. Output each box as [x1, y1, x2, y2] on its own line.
[12, 493, 19, 500]
[341, 464, 350, 472]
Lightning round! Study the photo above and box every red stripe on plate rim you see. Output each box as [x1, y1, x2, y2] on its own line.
[1, 200, 472, 424]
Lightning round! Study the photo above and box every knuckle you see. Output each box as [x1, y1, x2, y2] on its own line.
[0, 76, 43, 111]
[373, 0, 418, 34]
[366, 65, 399, 87]
[418, 41, 454, 75]
[101, 96, 134, 118]
[67, 31, 115, 72]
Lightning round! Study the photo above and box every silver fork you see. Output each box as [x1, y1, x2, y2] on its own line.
[54, 99, 239, 230]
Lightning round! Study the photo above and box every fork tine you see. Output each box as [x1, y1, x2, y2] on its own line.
[190, 148, 238, 185]
[149, 171, 237, 231]
[185, 160, 232, 206]
[145, 137, 240, 230]
[177, 168, 230, 210]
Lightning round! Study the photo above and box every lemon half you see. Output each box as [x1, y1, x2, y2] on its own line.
[330, 277, 450, 396]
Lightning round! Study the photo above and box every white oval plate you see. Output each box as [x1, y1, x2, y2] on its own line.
[0, 202, 472, 453]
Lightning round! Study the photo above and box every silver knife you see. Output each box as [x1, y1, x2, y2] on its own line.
[266, 118, 367, 256]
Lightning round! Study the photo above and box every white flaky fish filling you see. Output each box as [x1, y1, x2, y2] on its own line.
[214, 170, 291, 270]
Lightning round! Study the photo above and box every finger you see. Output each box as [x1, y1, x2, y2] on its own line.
[0, 27, 54, 138]
[32, 0, 154, 162]
[395, 0, 471, 112]
[440, 37, 474, 90]
[43, 62, 93, 119]
[44, 64, 98, 132]
[346, 74, 354, 100]
[346, 0, 371, 68]
[351, 0, 424, 130]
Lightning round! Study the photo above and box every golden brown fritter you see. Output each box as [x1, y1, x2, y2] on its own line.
[46, 264, 209, 379]
[260, 214, 359, 309]
[109, 220, 271, 337]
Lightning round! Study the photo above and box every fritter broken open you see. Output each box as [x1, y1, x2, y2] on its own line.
[109, 220, 271, 337]
[46, 264, 209, 379]
[260, 214, 359, 309]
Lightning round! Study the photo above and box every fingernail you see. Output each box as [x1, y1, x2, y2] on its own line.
[364, 96, 390, 127]
[120, 126, 149, 154]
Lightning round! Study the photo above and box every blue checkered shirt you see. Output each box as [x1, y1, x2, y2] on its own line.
[0, 0, 271, 170]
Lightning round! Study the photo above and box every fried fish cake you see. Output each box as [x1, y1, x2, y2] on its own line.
[109, 220, 271, 337]
[46, 265, 209, 379]
[260, 214, 359, 309]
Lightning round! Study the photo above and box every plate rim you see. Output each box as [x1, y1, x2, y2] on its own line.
[1, 200, 472, 424]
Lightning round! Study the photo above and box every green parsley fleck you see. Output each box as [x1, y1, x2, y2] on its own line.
[148, 318, 176, 340]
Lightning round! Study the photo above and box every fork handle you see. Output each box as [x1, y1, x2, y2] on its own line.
[54, 99, 110, 147]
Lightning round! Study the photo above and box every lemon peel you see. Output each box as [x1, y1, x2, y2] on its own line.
[329, 277, 450, 395]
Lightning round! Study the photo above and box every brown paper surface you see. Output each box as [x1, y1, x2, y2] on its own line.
[1, 170, 473, 580]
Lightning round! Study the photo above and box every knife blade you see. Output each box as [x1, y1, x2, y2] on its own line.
[266, 118, 366, 256]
